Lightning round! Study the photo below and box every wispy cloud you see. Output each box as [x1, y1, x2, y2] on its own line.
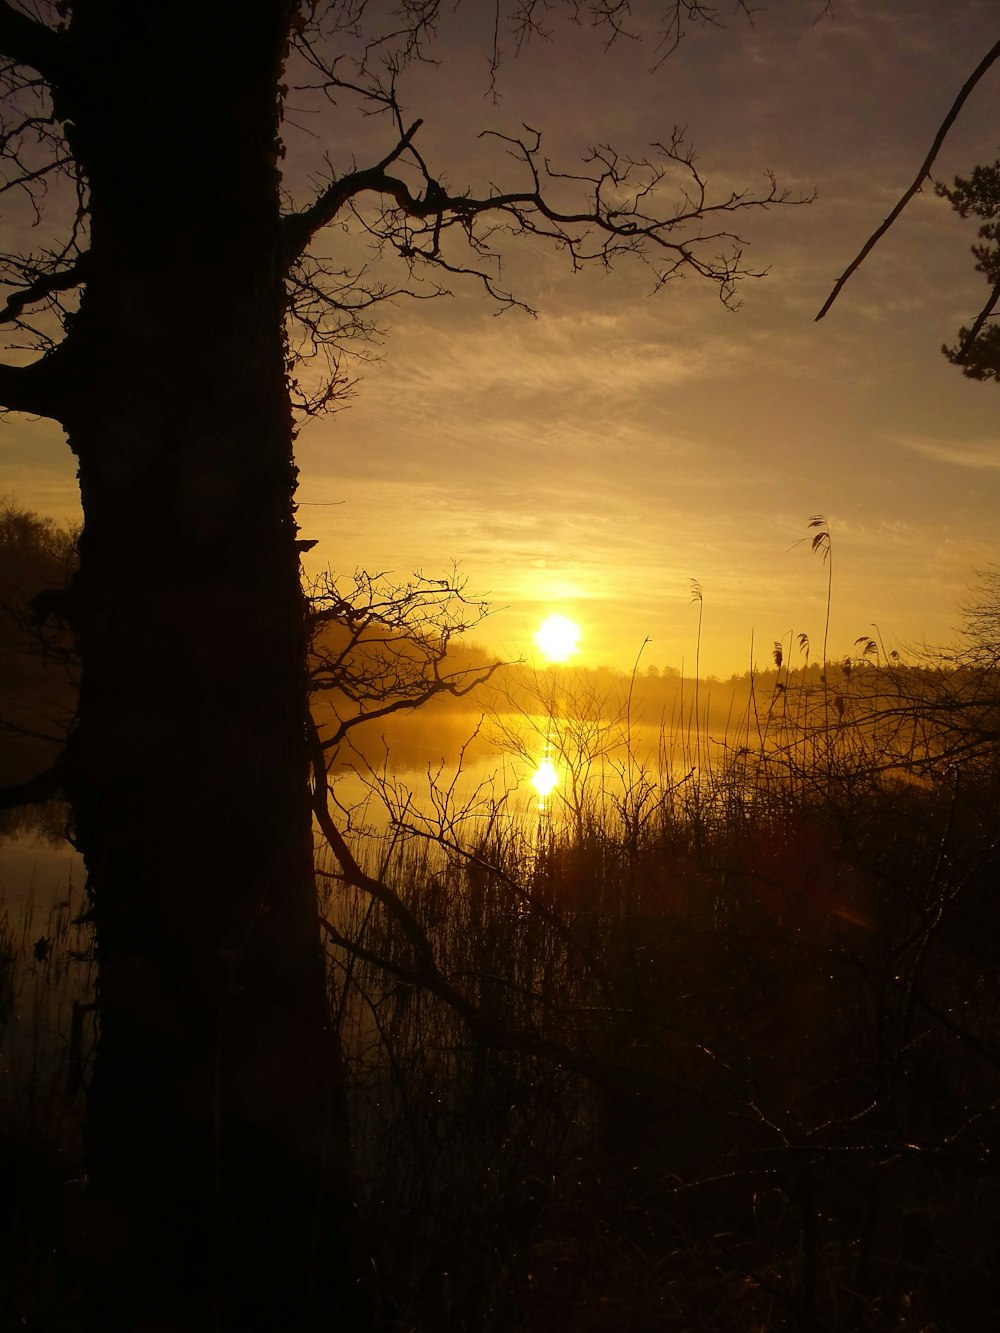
[890, 434, 1000, 471]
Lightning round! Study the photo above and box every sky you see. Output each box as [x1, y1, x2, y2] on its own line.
[4, 0, 1000, 677]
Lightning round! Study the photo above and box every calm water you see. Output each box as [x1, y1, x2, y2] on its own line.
[0, 717, 692, 903]
[0, 713, 696, 897]
[0, 721, 700, 1097]
[326, 718, 685, 845]
[0, 830, 84, 941]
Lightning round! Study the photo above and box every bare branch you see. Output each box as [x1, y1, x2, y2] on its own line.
[284, 250, 443, 415]
[312, 726, 622, 1079]
[0, 13, 87, 340]
[281, 118, 425, 262]
[0, 347, 66, 418]
[309, 714, 479, 1017]
[0, 755, 64, 809]
[287, 117, 800, 327]
[278, 8, 797, 409]
[816, 35, 1000, 322]
[308, 566, 506, 751]
[0, 248, 87, 323]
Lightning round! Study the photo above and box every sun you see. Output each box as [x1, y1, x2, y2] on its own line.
[534, 613, 581, 664]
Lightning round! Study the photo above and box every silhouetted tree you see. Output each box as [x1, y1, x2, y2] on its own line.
[962, 565, 1000, 664]
[309, 566, 501, 755]
[937, 160, 1000, 380]
[0, 2, 795, 1326]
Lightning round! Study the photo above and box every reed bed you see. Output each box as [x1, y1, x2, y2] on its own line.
[2, 656, 999, 1330]
[321, 668, 1000, 1331]
[0, 853, 94, 1330]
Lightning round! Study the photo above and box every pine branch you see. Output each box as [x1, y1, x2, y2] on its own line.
[953, 276, 1000, 363]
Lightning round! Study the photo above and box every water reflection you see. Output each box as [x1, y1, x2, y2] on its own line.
[328, 719, 681, 831]
[529, 755, 560, 805]
[0, 825, 91, 1092]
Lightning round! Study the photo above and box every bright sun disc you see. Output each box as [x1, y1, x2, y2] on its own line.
[530, 758, 560, 799]
[534, 613, 581, 663]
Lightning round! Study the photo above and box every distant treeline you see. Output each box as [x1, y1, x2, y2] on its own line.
[0, 502, 77, 806]
[3, 500, 998, 788]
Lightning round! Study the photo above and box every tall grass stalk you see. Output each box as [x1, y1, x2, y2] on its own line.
[690, 579, 703, 775]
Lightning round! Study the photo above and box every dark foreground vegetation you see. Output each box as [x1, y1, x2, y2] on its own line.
[319, 666, 1000, 1331]
[3, 509, 1000, 1329]
[5, 700, 1000, 1328]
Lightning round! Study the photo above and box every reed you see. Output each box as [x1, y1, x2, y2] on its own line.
[317, 653, 1000, 1330]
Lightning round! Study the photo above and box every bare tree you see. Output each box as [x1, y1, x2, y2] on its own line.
[309, 566, 502, 751]
[961, 565, 1000, 665]
[0, 2, 798, 1326]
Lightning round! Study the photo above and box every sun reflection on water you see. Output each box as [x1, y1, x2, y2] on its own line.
[530, 755, 560, 809]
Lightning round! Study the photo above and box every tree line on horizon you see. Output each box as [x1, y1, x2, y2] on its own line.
[4, 498, 998, 798]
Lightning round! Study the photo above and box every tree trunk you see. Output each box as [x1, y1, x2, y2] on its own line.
[48, 5, 362, 1327]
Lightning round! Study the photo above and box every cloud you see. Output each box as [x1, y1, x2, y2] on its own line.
[379, 305, 719, 405]
[890, 434, 1000, 471]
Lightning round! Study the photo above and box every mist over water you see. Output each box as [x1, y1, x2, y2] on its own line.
[0, 703, 725, 920]
[327, 716, 716, 860]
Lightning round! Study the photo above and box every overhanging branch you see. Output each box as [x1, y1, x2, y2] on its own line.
[281, 118, 425, 262]
[0, 349, 68, 420]
[816, 35, 1000, 322]
[0, 1, 65, 80]
[283, 114, 799, 310]
[0, 251, 89, 324]
[0, 756, 65, 810]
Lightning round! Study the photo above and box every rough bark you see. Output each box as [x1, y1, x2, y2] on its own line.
[26, 3, 364, 1327]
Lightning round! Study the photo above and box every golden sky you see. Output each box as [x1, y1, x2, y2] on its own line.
[5, 1, 1000, 676]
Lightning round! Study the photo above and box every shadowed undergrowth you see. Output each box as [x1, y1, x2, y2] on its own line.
[3, 662, 1000, 1331]
[320, 679, 1000, 1332]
